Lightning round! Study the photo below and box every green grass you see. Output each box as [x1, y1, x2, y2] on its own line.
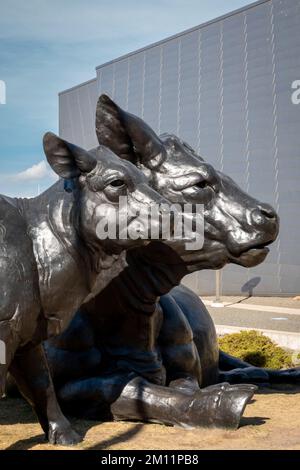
[219, 330, 293, 369]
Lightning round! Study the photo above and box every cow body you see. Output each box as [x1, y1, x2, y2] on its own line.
[0, 182, 128, 350]
[0, 196, 41, 357]
[0, 132, 172, 444]
[42, 95, 290, 430]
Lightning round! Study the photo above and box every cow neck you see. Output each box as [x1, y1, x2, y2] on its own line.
[87, 241, 188, 318]
[17, 180, 126, 335]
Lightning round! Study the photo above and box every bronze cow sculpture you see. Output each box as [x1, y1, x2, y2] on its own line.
[0, 131, 174, 444]
[97, 95, 300, 387]
[43, 95, 286, 430]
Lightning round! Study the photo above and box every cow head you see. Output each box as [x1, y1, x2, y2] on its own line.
[43, 132, 173, 255]
[95, 95, 279, 271]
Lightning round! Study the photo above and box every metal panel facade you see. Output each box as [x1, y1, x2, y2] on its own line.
[59, 0, 300, 295]
[59, 78, 98, 149]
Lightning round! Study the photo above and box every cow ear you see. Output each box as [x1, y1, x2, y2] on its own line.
[43, 132, 97, 179]
[95, 94, 165, 169]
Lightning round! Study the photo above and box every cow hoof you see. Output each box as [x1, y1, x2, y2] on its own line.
[48, 423, 82, 446]
[185, 382, 257, 430]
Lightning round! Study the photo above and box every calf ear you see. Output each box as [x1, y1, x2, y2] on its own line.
[43, 132, 97, 179]
[96, 94, 165, 168]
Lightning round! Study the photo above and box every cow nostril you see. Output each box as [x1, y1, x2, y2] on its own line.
[259, 204, 276, 220]
[251, 205, 277, 226]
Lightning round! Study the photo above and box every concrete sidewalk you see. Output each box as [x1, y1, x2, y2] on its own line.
[202, 296, 300, 350]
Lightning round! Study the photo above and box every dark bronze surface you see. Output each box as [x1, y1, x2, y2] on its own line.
[43, 96, 294, 431]
[0, 131, 172, 444]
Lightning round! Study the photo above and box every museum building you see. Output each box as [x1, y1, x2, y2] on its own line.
[59, 0, 300, 295]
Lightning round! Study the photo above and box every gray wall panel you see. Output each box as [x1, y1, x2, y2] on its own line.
[113, 59, 129, 109]
[128, 54, 144, 116]
[59, 79, 98, 149]
[97, 64, 114, 99]
[143, 47, 161, 131]
[160, 38, 180, 135]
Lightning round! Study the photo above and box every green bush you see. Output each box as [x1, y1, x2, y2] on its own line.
[219, 330, 293, 369]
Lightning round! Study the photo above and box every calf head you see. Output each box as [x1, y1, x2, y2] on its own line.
[43, 132, 171, 255]
[96, 95, 279, 271]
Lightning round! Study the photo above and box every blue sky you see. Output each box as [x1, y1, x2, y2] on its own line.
[0, 0, 252, 197]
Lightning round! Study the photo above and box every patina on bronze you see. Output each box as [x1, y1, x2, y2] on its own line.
[96, 96, 300, 388]
[0, 131, 174, 444]
[43, 95, 286, 430]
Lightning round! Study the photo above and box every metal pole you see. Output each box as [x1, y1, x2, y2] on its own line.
[211, 269, 224, 307]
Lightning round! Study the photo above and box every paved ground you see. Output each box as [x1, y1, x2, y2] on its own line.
[204, 296, 300, 309]
[1, 388, 300, 450]
[203, 296, 300, 333]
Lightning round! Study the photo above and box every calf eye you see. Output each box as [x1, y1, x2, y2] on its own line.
[195, 180, 208, 189]
[109, 179, 125, 187]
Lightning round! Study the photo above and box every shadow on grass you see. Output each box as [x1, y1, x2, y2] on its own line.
[85, 422, 144, 450]
[240, 416, 269, 427]
[5, 434, 46, 450]
[0, 397, 36, 425]
[4, 420, 144, 451]
[3, 383, 300, 450]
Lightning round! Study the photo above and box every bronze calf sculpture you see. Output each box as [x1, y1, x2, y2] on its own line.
[0, 131, 172, 444]
[96, 95, 299, 387]
[43, 95, 283, 429]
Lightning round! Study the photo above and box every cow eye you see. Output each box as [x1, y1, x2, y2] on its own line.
[109, 179, 126, 188]
[195, 180, 208, 189]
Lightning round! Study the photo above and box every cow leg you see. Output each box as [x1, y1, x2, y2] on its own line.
[219, 351, 300, 385]
[56, 371, 136, 419]
[9, 343, 81, 445]
[266, 368, 300, 384]
[219, 352, 269, 384]
[0, 322, 19, 398]
[219, 366, 300, 386]
[57, 372, 256, 429]
[159, 294, 202, 388]
[219, 367, 270, 385]
[111, 377, 257, 430]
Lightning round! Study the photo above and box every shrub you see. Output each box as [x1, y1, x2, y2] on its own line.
[219, 330, 293, 369]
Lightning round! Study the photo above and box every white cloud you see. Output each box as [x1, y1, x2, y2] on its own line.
[1, 162, 58, 198]
[12, 161, 58, 182]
